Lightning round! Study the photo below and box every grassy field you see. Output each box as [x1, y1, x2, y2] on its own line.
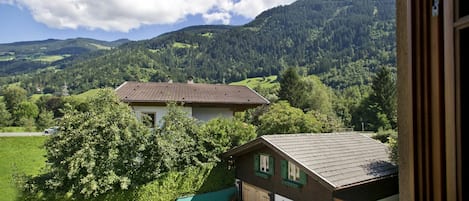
[229, 75, 278, 89]
[0, 137, 47, 201]
[32, 55, 68, 62]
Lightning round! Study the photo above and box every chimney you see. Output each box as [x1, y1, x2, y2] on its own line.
[187, 76, 194, 84]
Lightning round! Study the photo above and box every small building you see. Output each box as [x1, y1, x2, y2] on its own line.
[115, 81, 269, 126]
[224, 132, 398, 201]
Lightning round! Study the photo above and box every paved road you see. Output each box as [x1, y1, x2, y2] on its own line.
[0, 132, 45, 137]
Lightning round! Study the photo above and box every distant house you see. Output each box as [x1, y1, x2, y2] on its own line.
[224, 132, 398, 201]
[115, 81, 269, 126]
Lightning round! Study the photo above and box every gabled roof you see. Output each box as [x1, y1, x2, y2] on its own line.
[224, 132, 397, 190]
[115, 81, 270, 106]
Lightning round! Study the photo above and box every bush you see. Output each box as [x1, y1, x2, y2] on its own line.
[198, 118, 257, 162]
[24, 89, 153, 199]
[371, 128, 396, 143]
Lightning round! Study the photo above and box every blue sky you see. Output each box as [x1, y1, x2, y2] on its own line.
[0, 0, 296, 44]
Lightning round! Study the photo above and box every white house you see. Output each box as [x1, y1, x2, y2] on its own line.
[115, 81, 269, 126]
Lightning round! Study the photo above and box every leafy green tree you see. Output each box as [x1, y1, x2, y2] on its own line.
[257, 101, 321, 135]
[2, 86, 27, 113]
[36, 89, 152, 198]
[301, 75, 334, 114]
[198, 118, 256, 162]
[278, 67, 305, 108]
[13, 101, 39, 126]
[370, 66, 397, 128]
[36, 109, 55, 130]
[154, 103, 200, 172]
[0, 100, 11, 127]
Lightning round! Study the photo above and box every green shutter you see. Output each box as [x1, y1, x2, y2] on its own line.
[268, 156, 274, 175]
[281, 160, 287, 179]
[299, 170, 307, 184]
[254, 154, 260, 172]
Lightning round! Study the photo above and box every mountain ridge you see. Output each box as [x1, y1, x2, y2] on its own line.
[0, 0, 396, 94]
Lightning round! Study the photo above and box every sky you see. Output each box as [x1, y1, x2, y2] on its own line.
[0, 0, 296, 44]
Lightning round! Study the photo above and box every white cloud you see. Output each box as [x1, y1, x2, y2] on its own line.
[1, 0, 296, 32]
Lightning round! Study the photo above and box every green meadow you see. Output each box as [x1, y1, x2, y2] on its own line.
[0, 137, 47, 201]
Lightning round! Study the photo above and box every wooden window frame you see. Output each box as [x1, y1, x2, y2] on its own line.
[397, 0, 464, 200]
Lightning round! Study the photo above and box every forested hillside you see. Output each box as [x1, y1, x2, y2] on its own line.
[0, 0, 395, 94]
[0, 38, 129, 76]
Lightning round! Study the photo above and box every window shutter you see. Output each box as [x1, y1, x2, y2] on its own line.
[299, 170, 307, 185]
[269, 156, 274, 175]
[281, 160, 287, 179]
[254, 154, 260, 171]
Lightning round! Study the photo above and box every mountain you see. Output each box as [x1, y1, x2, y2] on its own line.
[1, 0, 395, 94]
[0, 38, 130, 76]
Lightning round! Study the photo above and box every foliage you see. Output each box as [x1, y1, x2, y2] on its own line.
[0, 100, 11, 127]
[0, 137, 47, 201]
[13, 101, 39, 127]
[351, 67, 396, 131]
[370, 66, 397, 128]
[308, 110, 344, 133]
[300, 75, 334, 114]
[27, 88, 152, 199]
[152, 103, 201, 173]
[2, 85, 27, 112]
[18, 162, 234, 201]
[388, 131, 398, 164]
[278, 67, 305, 109]
[257, 101, 321, 135]
[198, 118, 257, 162]
[371, 128, 396, 143]
[35, 109, 55, 130]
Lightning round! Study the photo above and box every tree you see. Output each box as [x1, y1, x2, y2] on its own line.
[36, 109, 55, 130]
[13, 101, 39, 126]
[153, 103, 200, 172]
[37, 88, 152, 198]
[301, 75, 334, 114]
[2, 86, 27, 113]
[278, 67, 305, 108]
[0, 100, 12, 127]
[370, 66, 397, 128]
[351, 67, 396, 131]
[198, 118, 256, 162]
[257, 101, 321, 135]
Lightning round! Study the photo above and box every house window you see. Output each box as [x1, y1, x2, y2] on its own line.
[254, 154, 274, 178]
[142, 112, 156, 127]
[260, 154, 270, 173]
[288, 162, 300, 182]
[281, 160, 306, 188]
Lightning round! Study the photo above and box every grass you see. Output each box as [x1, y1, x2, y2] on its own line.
[0, 137, 47, 201]
[0, 55, 15, 61]
[32, 55, 67, 62]
[229, 75, 278, 89]
[0, 127, 34, 132]
[172, 42, 196, 48]
[89, 43, 112, 50]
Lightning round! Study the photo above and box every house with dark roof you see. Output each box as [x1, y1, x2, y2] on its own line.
[115, 81, 269, 126]
[224, 132, 398, 201]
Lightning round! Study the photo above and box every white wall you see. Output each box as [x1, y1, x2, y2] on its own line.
[132, 106, 192, 126]
[192, 107, 233, 122]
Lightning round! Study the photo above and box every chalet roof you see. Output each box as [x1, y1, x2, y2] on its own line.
[224, 132, 397, 190]
[115, 81, 270, 106]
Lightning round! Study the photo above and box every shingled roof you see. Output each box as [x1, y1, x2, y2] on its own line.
[224, 132, 397, 190]
[115, 81, 269, 106]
